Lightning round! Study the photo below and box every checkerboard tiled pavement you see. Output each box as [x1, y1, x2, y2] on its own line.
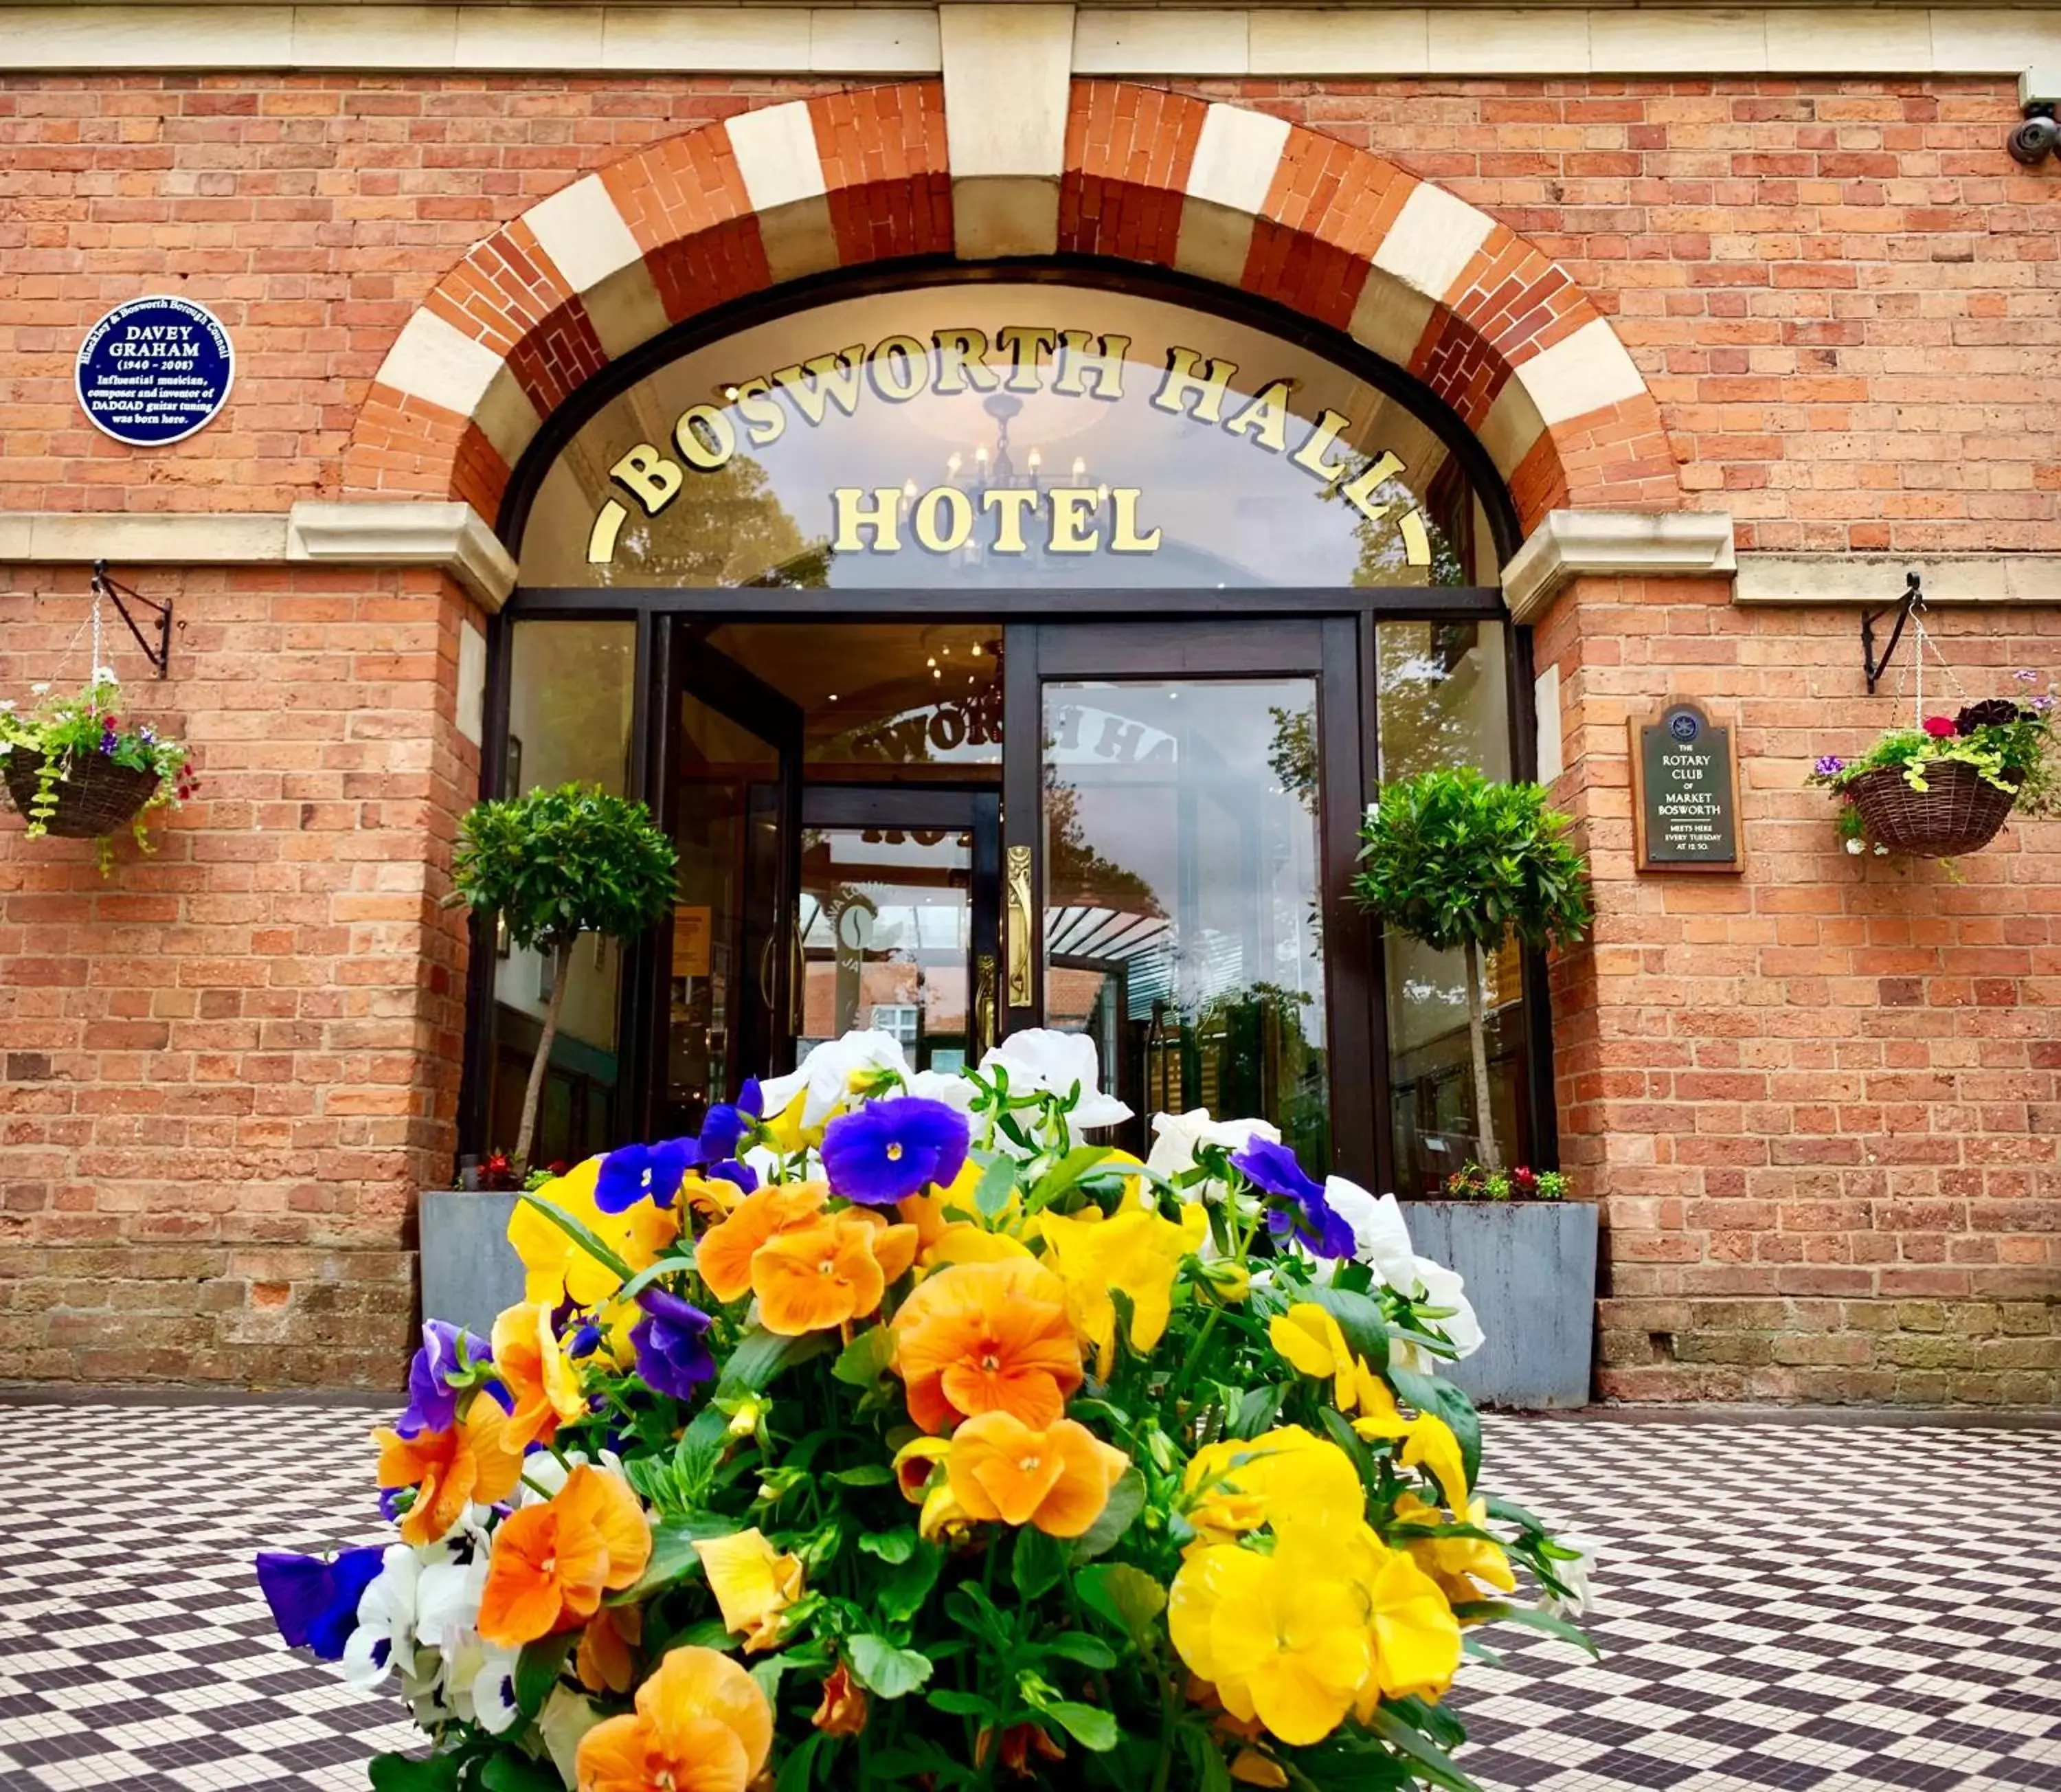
[1, 1404, 2056, 1792]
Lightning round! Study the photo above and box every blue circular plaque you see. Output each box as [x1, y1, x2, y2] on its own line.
[76, 295, 234, 447]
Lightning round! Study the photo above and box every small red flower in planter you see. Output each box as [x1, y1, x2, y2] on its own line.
[1921, 715, 1958, 739]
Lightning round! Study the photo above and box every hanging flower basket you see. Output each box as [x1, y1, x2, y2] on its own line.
[1, 748, 163, 838]
[0, 671, 194, 873]
[1810, 678, 2056, 862]
[1845, 760, 2019, 858]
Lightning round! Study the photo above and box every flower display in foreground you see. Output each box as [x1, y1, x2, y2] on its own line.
[259, 1026, 1596, 1791]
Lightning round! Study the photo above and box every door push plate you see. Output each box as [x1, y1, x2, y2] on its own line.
[1004, 844, 1033, 1007]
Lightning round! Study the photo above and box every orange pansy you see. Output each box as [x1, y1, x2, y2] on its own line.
[373, 1396, 523, 1547]
[576, 1645, 773, 1792]
[477, 1466, 653, 1648]
[945, 1410, 1131, 1538]
[750, 1213, 918, 1336]
[890, 1258, 1083, 1434]
[695, 1183, 829, 1303]
[491, 1301, 588, 1451]
[576, 1604, 643, 1696]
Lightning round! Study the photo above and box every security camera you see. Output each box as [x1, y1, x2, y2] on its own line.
[2011, 115, 2060, 165]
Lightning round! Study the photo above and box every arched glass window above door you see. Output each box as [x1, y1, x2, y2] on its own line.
[514, 280, 1507, 590]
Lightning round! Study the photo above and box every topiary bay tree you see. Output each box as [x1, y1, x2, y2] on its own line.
[450, 783, 677, 1169]
[1353, 766, 1591, 1172]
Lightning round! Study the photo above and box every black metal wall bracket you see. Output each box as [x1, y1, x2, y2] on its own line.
[1861, 569, 1923, 695]
[92, 559, 172, 679]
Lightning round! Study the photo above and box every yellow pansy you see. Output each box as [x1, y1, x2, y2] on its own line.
[761, 1086, 813, 1154]
[1349, 1544, 1464, 1710]
[692, 1528, 804, 1653]
[1393, 1492, 1516, 1604]
[1268, 1303, 1387, 1413]
[1036, 1203, 1206, 1378]
[1182, 1426, 1364, 1547]
[1351, 1380, 1469, 1518]
[1170, 1544, 1369, 1746]
[930, 1226, 1034, 1268]
[507, 1156, 680, 1309]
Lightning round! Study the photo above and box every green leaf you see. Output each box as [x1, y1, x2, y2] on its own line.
[515, 1191, 633, 1284]
[857, 1527, 917, 1565]
[749, 1653, 791, 1707]
[1450, 1600, 1600, 1658]
[831, 1324, 896, 1387]
[1030, 1145, 1113, 1207]
[368, 1754, 461, 1792]
[1076, 1563, 1167, 1649]
[1484, 1494, 1548, 1532]
[1304, 1286, 1392, 1371]
[846, 1634, 935, 1699]
[1038, 1631, 1118, 1670]
[774, 1732, 821, 1792]
[971, 1152, 1019, 1220]
[480, 1754, 563, 1792]
[1386, 1367, 1482, 1490]
[1070, 1468, 1145, 1562]
[515, 1631, 575, 1718]
[614, 1251, 698, 1305]
[1011, 1527, 1069, 1600]
[827, 1464, 895, 1488]
[1361, 1705, 1484, 1792]
[611, 1514, 732, 1604]
[877, 1540, 944, 1624]
[722, 1325, 832, 1393]
[1036, 1702, 1119, 1752]
[927, 1688, 1000, 1721]
[1228, 1382, 1287, 1440]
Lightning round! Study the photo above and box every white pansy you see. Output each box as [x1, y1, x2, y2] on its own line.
[93, 666, 119, 684]
[30, 682, 51, 696]
[471, 1642, 526, 1734]
[758, 1029, 909, 1127]
[0, 699, 15, 713]
[1322, 1176, 1419, 1288]
[1145, 1108, 1279, 1179]
[342, 1544, 424, 1688]
[902, 1067, 978, 1113]
[1400, 1256, 1484, 1367]
[412, 1552, 486, 1651]
[1543, 1536, 1599, 1619]
[980, 1028, 1132, 1130]
[741, 1141, 790, 1186]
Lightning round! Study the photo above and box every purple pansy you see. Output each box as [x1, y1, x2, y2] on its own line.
[254, 1546, 385, 1661]
[2015, 669, 2039, 682]
[631, 1288, 717, 1398]
[395, 1319, 488, 1438]
[1813, 755, 1844, 776]
[595, 1136, 699, 1213]
[2034, 695, 2056, 714]
[702, 1157, 759, 1196]
[1232, 1137, 1356, 1259]
[697, 1078, 763, 1163]
[821, 1097, 969, 1206]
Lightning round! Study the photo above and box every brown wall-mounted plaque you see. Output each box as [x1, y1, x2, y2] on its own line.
[1630, 700, 1744, 873]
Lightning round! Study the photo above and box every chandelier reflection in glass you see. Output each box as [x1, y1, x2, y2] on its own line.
[891, 392, 1126, 575]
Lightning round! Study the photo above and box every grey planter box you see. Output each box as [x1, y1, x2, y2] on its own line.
[418, 1189, 528, 1336]
[1403, 1200, 1598, 1411]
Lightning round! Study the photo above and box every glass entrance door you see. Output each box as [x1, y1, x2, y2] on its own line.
[1001, 621, 1375, 1178]
[657, 634, 802, 1139]
[798, 787, 1002, 1074]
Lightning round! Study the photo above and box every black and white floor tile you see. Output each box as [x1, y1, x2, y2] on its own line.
[1, 1404, 2056, 1792]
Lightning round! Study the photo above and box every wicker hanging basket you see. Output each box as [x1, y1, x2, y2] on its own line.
[1847, 760, 2019, 858]
[1, 749, 162, 838]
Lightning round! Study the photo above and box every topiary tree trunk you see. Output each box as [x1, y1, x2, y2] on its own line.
[515, 934, 577, 1170]
[1461, 937, 1500, 1172]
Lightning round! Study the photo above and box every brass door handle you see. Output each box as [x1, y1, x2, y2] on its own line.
[1005, 844, 1033, 1007]
[973, 952, 998, 1057]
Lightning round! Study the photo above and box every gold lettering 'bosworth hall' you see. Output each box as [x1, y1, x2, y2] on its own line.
[585, 326, 1433, 568]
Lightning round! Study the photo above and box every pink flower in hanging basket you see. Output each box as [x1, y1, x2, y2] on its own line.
[1921, 715, 1958, 739]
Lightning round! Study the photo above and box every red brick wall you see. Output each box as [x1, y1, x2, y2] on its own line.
[0, 74, 846, 515]
[1183, 76, 2061, 556]
[0, 565, 484, 1386]
[1535, 574, 2061, 1405]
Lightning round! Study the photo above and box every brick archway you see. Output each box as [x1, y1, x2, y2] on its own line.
[342, 79, 1678, 538]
